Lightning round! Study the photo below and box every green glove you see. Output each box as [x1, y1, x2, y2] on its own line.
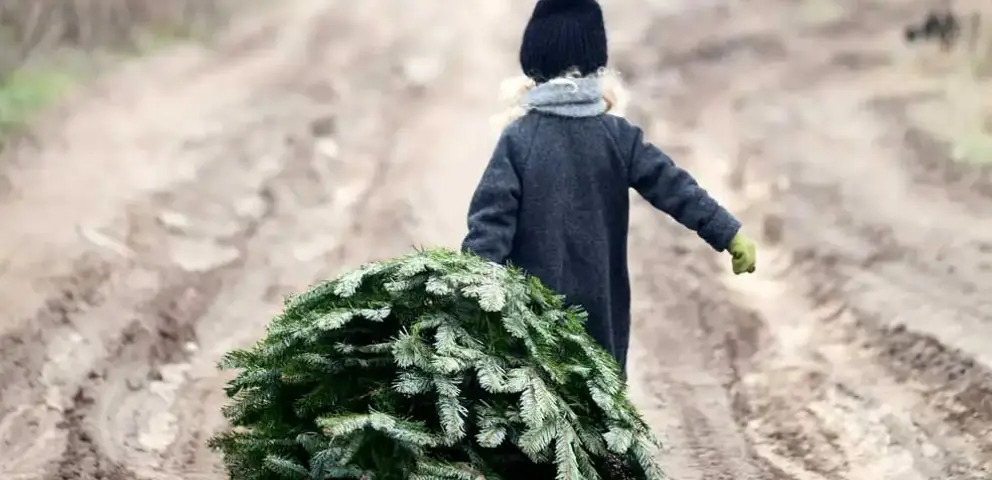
[728, 231, 756, 274]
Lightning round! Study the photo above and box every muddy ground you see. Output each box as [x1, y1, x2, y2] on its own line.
[1, 0, 990, 479]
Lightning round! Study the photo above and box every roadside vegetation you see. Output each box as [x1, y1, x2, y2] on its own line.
[0, 0, 231, 137]
[900, 3, 992, 165]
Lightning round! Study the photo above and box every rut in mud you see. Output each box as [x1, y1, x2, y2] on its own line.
[0, 1, 516, 478]
[1, 0, 991, 479]
[612, 1, 992, 479]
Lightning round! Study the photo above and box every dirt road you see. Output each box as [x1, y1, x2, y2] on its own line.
[0, 0, 990, 479]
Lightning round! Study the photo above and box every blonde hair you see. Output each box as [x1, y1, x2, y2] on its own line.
[490, 68, 630, 131]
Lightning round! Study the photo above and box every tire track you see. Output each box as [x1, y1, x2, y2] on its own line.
[625, 247, 772, 480]
[137, 1, 519, 477]
[682, 126, 990, 478]
[2, 0, 518, 477]
[615, 0, 992, 478]
[75, 89, 352, 478]
[11, 1, 990, 479]
[52, 273, 224, 479]
[45, 96, 287, 478]
[0, 2, 332, 478]
[713, 83, 992, 476]
[0, 255, 115, 478]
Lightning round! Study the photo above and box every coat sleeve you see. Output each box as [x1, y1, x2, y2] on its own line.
[461, 131, 521, 263]
[620, 119, 741, 252]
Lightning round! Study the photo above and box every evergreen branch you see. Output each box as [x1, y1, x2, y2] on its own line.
[211, 248, 664, 479]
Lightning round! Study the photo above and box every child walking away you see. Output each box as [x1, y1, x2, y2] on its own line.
[461, 0, 757, 375]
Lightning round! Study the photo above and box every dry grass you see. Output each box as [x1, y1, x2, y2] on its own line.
[0, 0, 230, 70]
[899, 2, 992, 165]
[0, 0, 233, 135]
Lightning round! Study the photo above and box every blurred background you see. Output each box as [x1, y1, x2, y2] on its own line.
[0, 0, 990, 479]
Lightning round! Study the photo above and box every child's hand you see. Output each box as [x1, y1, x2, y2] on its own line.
[728, 232, 756, 274]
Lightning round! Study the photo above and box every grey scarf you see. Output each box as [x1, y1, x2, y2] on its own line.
[524, 76, 606, 117]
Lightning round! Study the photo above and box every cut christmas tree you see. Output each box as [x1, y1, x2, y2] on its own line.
[210, 248, 665, 480]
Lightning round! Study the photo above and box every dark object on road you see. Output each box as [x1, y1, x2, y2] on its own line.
[904, 10, 960, 50]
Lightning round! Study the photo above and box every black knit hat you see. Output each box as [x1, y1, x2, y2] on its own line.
[519, 0, 608, 82]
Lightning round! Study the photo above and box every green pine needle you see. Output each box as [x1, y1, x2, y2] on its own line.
[210, 248, 664, 480]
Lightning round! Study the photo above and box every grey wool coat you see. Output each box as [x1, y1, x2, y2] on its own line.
[461, 78, 740, 373]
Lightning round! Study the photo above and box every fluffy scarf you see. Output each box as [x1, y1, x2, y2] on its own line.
[491, 69, 629, 130]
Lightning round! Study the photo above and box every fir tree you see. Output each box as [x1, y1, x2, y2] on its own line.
[210, 248, 665, 480]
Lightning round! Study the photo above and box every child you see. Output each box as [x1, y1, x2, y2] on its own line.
[461, 0, 756, 375]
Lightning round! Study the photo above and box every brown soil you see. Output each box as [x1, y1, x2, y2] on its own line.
[1, 0, 990, 479]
